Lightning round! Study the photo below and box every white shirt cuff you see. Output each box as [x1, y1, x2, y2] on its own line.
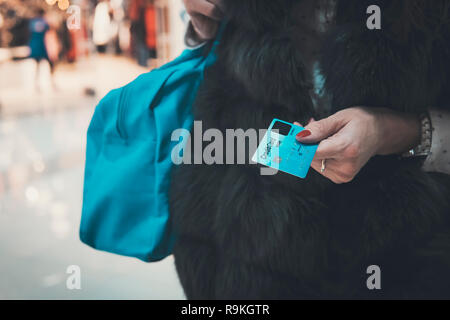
[423, 109, 450, 175]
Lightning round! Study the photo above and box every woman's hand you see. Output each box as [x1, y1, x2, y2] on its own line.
[295, 107, 422, 184]
[183, 0, 224, 40]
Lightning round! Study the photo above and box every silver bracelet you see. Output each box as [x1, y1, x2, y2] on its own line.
[402, 112, 432, 158]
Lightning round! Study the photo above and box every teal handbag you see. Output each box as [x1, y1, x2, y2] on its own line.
[80, 37, 220, 262]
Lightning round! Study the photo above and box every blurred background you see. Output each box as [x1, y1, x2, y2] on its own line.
[0, 0, 188, 299]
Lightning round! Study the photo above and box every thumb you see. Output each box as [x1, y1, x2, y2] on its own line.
[191, 15, 219, 40]
[296, 115, 344, 144]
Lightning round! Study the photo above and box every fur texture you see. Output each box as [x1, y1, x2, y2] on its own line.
[170, 0, 450, 299]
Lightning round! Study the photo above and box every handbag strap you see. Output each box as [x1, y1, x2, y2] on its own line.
[205, 21, 227, 65]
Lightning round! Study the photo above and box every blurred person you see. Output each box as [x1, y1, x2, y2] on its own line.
[110, 0, 126, 54]
[129, 0, 157, 67]
[144, 0, 157, 60]
[5, 7, 29, 48]
[0, 11, 4, 47]
[93, 0, 112, 53]
[45, 20, 61, 66]
[28, 8, 58, 91]
[118, 18, 131, 54]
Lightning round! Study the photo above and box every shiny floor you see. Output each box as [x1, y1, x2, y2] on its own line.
[0, 56, 185, 299]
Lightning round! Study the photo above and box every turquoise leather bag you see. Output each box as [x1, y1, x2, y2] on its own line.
[80, 38, 220, 262]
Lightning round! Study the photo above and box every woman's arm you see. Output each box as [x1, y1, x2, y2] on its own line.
[295, 107, 450, 184]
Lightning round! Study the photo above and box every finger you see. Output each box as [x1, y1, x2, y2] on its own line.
[296, 114, 346, 144]
[310, 159, 322, 173]
[293, 118, 314, 127]
[311, 159, 335, 180]
[311, 158, 338, 172]
[208, 0, 225, 12]
[189, 0, 223, 20]
[294, 118, 314, 130]
[191, 16, 219, 39]
[311, 159, 345, 184]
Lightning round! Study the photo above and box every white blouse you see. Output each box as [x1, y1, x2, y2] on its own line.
[424, 110, 450, 175]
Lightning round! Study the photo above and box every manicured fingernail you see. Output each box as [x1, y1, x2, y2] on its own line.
[296, 130, 311, 139]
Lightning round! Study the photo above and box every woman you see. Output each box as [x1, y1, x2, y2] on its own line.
[183, 0, 450, 183]
[171, 0, 450, 299]
[28, 8, 57, 91]
[93, 0, 112, 53]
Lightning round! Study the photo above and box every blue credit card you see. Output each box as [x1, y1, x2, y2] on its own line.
[252, 119, 318, 178]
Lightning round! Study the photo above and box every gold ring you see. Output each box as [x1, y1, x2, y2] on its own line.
[321, 159, 326, 173]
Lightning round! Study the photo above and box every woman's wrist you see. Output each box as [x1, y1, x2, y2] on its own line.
[375, 109, 422, 156]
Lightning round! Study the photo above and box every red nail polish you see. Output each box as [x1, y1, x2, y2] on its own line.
[296, 130, 311, 139]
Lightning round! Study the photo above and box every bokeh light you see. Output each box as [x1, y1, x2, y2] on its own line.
[45, 0, 58, 6]
[57, 0, 70, 11]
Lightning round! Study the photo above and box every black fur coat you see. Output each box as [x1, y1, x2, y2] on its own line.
[170, 0, 450, 299]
